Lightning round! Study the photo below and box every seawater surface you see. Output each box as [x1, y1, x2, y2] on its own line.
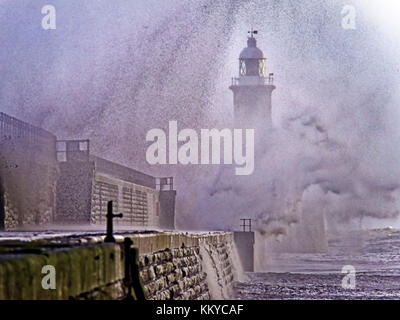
[236, 229, 400, 300]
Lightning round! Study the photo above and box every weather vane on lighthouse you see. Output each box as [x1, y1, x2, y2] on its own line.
[248, 28, 258, 37]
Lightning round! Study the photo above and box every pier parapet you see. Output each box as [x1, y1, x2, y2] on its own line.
[0, 231, 239, 300]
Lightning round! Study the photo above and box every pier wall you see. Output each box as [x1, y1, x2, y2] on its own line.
[233, 231, 255, 272]
[0, 113, 58, 230]
[0, 112, 176, 230]
[0, 232, 241, 300]
[0, 243, 126, 300]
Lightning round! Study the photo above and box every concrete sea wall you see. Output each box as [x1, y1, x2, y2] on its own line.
[0, 243, 126, 300]
[0, 113, 58, 230]
[0, 112, 176, 231]
[0, 231, 241, 300]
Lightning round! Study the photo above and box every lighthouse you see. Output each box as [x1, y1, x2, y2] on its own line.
[229, 30, 275, 128]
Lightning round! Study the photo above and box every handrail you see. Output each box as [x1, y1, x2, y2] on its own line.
[231, 74, 274, 86]
[0, 112, 55, 144]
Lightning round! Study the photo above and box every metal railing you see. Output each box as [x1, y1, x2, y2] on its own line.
[0, 112, 55, 145]
[231, 73, 274, 86]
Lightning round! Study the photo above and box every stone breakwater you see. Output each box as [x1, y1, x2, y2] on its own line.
[139, 247, 209, 300]
[0, 231, 242, 300]
[138, 234, 240, 300]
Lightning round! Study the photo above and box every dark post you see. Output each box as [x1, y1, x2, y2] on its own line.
[129, 246, 146, 300]
[104, 200, 123, 243]
[123, 237, 145, 301]
[123, 237, 134, 300]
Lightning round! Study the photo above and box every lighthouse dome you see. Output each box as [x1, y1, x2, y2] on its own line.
[239, 37, 264, 59]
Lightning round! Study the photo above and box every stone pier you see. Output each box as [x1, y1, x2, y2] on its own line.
[0, 231, 242, 300]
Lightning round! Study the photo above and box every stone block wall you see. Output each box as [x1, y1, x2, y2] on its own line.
[134, 232, 240, 300]
[0, 232, 242, 300]
[139, 247, 210, 300]
[199, 237, 237, 299]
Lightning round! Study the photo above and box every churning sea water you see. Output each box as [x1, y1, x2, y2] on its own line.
[235, 228, 400, 300]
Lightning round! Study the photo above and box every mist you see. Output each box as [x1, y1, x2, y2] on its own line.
[1, 0, 400, 233]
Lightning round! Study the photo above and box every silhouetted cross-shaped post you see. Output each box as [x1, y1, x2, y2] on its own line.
[104, 200, 123, 243]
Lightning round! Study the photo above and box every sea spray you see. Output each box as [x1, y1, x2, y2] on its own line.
[3, 0, 400, 254]
[199, 241, 226, 299]
[227, 240, 247, 283]
[198, 236, 242, 299]
[200, 243, 223, 300]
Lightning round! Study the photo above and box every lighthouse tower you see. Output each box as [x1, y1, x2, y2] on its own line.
[229, 30, 275, 128]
